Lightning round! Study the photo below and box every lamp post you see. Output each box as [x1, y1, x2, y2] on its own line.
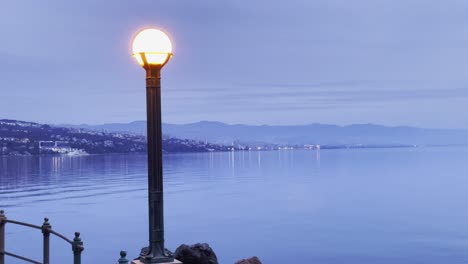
[131, 28, 176, 264]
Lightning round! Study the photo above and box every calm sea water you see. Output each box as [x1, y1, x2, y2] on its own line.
[1, 147, 468, 264]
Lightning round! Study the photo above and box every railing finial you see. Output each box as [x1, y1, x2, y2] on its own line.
[0, 210, 5, 224]
[41, 217, 51, 234]
[118, 250, 129, 264]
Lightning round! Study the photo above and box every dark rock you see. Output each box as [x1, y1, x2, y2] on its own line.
[174, 243, 218, 264]
[235, 256, 262, 264]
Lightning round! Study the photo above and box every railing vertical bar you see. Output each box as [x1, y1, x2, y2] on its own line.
[42, 218, 51, 264]
[72, 232, 84, 264]
[0, 210, 6, 264]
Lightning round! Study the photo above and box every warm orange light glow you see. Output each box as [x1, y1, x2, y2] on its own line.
[132, 28, 172, 66]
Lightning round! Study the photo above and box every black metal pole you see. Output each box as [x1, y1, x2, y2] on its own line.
[0, 210, 5, 264]
[41, 218, 51, 264]
[138, 59, 174, 263]
[72, 232, 83, 264]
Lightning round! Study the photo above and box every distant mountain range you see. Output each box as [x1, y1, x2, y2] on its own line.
[0, 119, 233, 156]
[62, 121, 468, 146]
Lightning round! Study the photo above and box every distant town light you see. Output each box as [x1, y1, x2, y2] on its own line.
[132, 28, 172, 66]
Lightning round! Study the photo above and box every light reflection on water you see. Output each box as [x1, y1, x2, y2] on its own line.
[1, 148, 468, 264]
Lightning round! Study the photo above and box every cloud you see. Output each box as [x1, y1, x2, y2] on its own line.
[164, 81, 468, 109]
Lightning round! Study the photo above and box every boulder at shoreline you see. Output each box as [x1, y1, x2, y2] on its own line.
[235, 256, 262, 264]
[174, 243, 218, 264]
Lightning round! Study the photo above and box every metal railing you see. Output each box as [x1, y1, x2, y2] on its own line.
[0, 210, 84, 264]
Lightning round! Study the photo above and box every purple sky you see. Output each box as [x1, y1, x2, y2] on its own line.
[1, 0, 468, 128]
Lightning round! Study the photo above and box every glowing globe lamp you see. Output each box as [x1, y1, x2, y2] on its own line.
[132, 28, 172, 67]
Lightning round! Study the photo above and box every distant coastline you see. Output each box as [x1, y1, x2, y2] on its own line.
[0, 119, 231, 156]
[3, 119, 467, 156]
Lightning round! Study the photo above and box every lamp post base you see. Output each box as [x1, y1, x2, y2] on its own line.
[131, 259, 182, 264]
[134, 246, 176, 264]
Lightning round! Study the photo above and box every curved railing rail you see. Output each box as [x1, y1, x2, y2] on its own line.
[0, 210, 84, 264]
